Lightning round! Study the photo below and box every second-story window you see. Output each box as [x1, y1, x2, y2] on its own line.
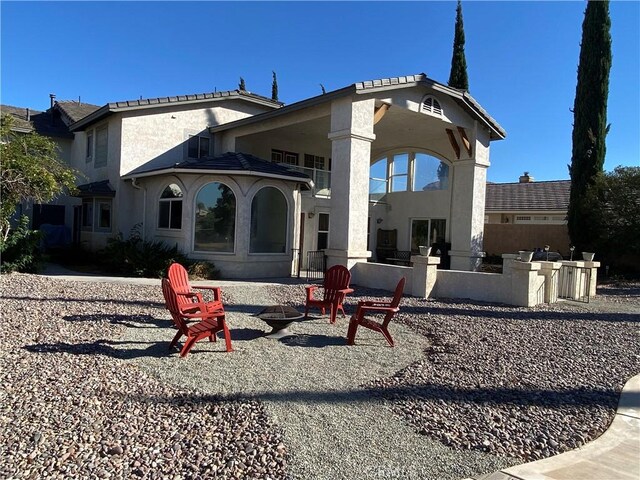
[188, 135, 210, 159]
[95, 125, 108, 168]
[86, 132, 93, 163]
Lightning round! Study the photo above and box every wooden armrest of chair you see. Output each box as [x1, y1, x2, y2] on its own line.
[357, 304, 399, 314]
[193, 285, 222, 302]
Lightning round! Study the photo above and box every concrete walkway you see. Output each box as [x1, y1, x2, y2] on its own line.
[40, 265, 640, 480]
[466, 374, 640, 480]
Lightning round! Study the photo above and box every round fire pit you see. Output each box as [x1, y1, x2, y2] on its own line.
[256, 305, 305, 339]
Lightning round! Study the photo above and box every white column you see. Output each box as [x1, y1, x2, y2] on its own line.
[325, 97, 375, 269]
[449, 124, 490, 271]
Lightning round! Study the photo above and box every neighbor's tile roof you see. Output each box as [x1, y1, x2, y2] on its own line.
[485, 180, 571, 211]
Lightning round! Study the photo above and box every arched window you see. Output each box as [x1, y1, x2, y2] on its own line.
[421, 95, 442, 116]
[158, 183, 183, 229]
[194, 182, 236, 252]
[413, 153, 449, 191]
[250, 187, 287, 253]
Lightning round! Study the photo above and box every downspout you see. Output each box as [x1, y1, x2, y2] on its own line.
[131, 178, 146, 242]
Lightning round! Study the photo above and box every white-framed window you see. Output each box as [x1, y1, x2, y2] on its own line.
[317, 213, 329, 250]
[421, 95, 443, 116]
[96, 199, 112, 232]
[194, 182, 236, 253]
[370, 151, 450, 197]
[95, 125, 108, 167]
[250, 187, 287, 253]
[158, 183, 183, 230]
[81, 199, 93, 230]
[390, 153, 409, 192]
[188, 135, 210, 159]
[86, 132, 94, 163]
[304, 154, 326, 170]
[81, 197, 112, 232]
[411, 218, 446, 253]
[272, 149, 298, 166]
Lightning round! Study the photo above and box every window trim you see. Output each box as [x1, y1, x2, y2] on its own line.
[192, 181, 238, 254]
[94, 124, 108, 168]
[371, 150, 451, 195]
[157, 183, 184, 230]
[249, 186, 289, 255]
[86, 132, 94, 163]
[187, 134, 210, 159]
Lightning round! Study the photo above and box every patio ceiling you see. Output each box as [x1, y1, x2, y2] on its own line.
[233, 104, 455, 165]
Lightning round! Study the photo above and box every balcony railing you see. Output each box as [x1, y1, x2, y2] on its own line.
[280, 164, 331, 197]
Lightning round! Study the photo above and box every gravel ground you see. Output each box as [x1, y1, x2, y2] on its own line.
[1, 272, 638, 480]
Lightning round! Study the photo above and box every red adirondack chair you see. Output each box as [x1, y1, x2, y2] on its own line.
[346, 277, 406, 347]
[167, 262, 224, 315]
[304, 265, 353, 324]
[161, 278, 232, 357]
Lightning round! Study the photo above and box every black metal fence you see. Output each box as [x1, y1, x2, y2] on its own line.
[306, 250, 326, 281]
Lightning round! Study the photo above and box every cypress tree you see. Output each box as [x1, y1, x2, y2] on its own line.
[448, 0, 469, 91]
[271, 71, 279, 101]
[238, 77, 246, 91]
[567, 0, 612, 252]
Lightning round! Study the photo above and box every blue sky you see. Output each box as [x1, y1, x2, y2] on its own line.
[1, 1, 638, 183]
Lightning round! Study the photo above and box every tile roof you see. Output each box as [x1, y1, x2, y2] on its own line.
[1, 104, 73, 138]
[176, 152, 311, 180]
[71, 90, 282, 131]
[485, 180, 570, 211]
[75, 180, 116, 197]
[125, 152, 312, 187]
[55, 101, 101, 123]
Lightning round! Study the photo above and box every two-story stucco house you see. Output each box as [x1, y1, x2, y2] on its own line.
[6, 73, 506, 279]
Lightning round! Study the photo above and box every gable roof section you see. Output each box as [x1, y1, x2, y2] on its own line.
[210, 73, 506, 141]
[122, 152, 313, 188]
[70, 90, 282, 132]
[485, 180, 570, 212]
[55, 101, 101, 124]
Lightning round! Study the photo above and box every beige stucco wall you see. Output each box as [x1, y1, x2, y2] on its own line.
[133, 173, 302, 278]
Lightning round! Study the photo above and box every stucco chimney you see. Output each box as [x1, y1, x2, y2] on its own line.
[519, 171, 534, 183]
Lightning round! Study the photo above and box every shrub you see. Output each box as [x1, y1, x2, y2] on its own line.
[99, 225, 218, 279]
[0, 216, 44, 273]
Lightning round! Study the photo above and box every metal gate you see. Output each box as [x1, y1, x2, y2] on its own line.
[306, 250, 326, 281]
[558, 265, 592, 303]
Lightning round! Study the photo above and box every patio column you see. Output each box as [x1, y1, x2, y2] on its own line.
[449, 124, 490, 271]
[325, 97, 375, 270]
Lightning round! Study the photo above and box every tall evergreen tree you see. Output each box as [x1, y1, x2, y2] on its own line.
[238, 77, 246, 91]
[448, 0, 469, 91]
[271, 71, 279, 101]
[567, 0, 612, 252]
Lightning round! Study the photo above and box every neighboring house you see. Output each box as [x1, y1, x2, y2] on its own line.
[5, 73, 507, 278]
[484, 172, 571, 256]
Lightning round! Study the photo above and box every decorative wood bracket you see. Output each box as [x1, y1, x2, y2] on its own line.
[373, 104, 390, 125]
[445, 128, 460, 159]
[457, 126, 473, 156]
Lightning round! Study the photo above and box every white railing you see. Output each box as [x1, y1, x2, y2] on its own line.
[280, 164, 331, 197]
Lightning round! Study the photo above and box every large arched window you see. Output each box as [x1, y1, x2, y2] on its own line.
[158, 183, 183, 229]
[194, 182, 236, 252]
[413, 153, 449, 191]
[369, 151, 450, 196]
[250, 187, 287, 253]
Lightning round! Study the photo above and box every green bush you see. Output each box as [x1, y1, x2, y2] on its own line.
[0, 216, 44, 273]
[99, 225, 218, 279]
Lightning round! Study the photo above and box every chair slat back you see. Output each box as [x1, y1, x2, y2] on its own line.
[168, 263, 191, 294]
[161, 278, 188, 332]
[323, 265, 351, 302]
[390, 277, 406, 309]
